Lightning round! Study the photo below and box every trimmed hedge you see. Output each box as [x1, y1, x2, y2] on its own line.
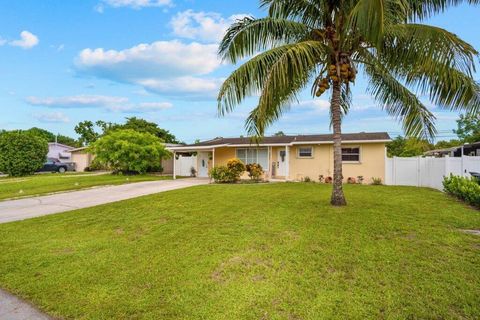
[443, 174, 480, 209]
[0, 131, 48, 176]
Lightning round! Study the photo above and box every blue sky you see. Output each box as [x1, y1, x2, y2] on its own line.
[0, 0, 478, 143]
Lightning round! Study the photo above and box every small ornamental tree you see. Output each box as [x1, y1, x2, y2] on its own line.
[0, 131, 48, 176]
[89, 129, 171, 174]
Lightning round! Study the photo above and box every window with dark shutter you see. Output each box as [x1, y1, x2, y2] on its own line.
[341, 147, 360, 161]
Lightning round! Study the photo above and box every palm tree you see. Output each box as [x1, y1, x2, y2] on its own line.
[217, 0, 480, 205]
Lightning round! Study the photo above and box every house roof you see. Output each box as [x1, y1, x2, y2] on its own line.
[48, 142, 75, 150]
[171, 132, 391, 151]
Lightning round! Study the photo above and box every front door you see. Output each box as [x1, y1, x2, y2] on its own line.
[197, 152, 210, 177]
[277, 150, 286, 177]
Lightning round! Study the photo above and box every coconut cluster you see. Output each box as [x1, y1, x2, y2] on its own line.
[315, 63, 356, 97]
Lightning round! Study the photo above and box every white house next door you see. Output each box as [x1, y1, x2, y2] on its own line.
[277, 150, 286, 177]
[197, 152, 209, 177]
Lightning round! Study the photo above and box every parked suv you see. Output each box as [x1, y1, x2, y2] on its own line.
[37, 158, 73, 173]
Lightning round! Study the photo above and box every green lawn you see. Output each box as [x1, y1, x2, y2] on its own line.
[0, 173, 170, 200]
[0, 183, 479, 319]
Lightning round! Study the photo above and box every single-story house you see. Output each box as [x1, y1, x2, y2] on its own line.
[424, 141, 480, 157]
[70, 144, 182, 173]
[47, 142, 75, 163]
[169, 132, 391, 183]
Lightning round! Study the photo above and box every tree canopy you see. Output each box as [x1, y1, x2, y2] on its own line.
[89, 129, 171, 174]
[75, 117, 180, 146]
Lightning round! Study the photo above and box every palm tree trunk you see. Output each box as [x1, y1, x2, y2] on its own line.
[330, 80, 347, 206]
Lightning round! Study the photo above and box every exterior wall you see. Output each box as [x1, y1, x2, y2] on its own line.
[161, 158, 174, 174]
[71, 151, 94, 172]
[210, 143, 386, 183]
[288, 143, 386, 183]
[48, 143, 73, 163]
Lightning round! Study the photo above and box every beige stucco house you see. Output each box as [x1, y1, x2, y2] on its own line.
[169, 132, 391, 183]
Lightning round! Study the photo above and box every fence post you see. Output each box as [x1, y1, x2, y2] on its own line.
[417, 157, 421, 187]
[392, 156, 396, 185]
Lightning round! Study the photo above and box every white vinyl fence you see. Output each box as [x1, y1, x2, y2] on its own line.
[385, 156, 480, 190]
[174, 155, 197, 177]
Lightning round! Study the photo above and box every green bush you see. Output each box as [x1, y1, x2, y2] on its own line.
[89, 129, 170, 174]
[371, 177, 383, 185]
[0, 131, 48, 176]
[443, 174, 480, 208]
[210, 158, 246, 183]
[246, 163, 263, 181]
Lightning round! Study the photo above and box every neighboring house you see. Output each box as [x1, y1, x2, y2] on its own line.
[70, 147, 94, 172]
[424, 141, 480, 157]
[169, 132, 391, 183]
[70, 143, 182, 173]
[47, 142, 75, 163]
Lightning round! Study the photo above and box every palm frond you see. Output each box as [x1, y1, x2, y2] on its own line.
[407, 0, 480, 19]
[244, 41, 329, 136]
[360, 50, 437, 138]
[383, 23, 477, 75]
[259, 0, 325, 28]
[219, 16, 310, 63]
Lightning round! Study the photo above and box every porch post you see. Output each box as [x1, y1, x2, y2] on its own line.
[285, 145, 290, 181]
[173, 151, 176, 180]
[212, 148, 215, 169]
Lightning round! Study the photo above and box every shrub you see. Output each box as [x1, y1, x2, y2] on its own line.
[246, 163, 263, 181]
[0, 131, 48, 176]
[324, 176, 333, 183]
[318, 175, 324, 183]
[190, 167, 197, 177]
[371, 177, 383, 185]
[303, 176, 312, 182]
[210, 158, 246, 183]
[443, 174, 480, 208]
[357, 176, 364, 184]
[89, 129, 170, 174]
[226, 158, 246, 177]
[209, 166, 235, 183]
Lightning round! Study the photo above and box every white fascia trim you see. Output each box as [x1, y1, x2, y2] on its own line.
[167, 144, 228, 151]
[290, 139, 392, 145]
[227, 143, 288, 147]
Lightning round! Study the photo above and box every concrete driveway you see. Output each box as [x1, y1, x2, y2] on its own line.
[0, 178, 209, 224]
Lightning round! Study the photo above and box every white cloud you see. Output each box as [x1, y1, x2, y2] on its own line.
[138, 76, 223, 98]
[33, 112, 70, 123]
[76, 40, 219, 79]
[107, 101, 173, 113]
[75, 40, 222, 98]
[26, 95, 128, 108]
[10, 31, 39, 49]
[0, 37, 6, 46]
[295, 99, 331, 113]
[26, 94, 172, 114]
[170, 10, 248, 42]
[96, 0, 172, 12]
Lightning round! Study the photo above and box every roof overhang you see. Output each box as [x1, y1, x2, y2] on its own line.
[169, 139, 391, 151]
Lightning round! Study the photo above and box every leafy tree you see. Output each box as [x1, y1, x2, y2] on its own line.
[274, 131, 286, 136]
[109, 117, 180, 143]
[217, 0, 479, 205]
[454, 113, 480, 143]
[75, 121, 100, 146]
[75, 117, 180, 145]
[434, 139, 462, 149]
[387, 136, 433, 157]
[0, 131, 48, 176]
[25, 127, 80, 147]
[89, 129, 171, 174]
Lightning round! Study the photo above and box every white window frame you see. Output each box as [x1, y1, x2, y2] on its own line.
[341, 146, 361, 163]
[235, 148, 269, 171]
[297, 146, 314, 158]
